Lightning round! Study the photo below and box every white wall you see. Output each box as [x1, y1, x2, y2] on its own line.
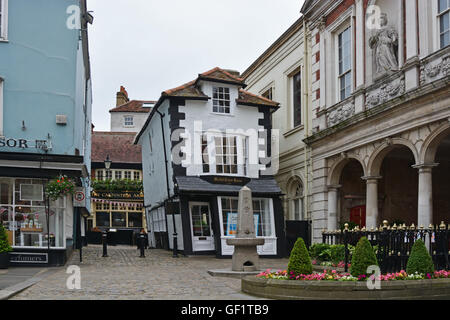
[111, 112, 149, 133]
[179, 81, 266, 179]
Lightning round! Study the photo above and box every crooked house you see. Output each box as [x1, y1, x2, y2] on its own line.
[135, 67, 287, 257]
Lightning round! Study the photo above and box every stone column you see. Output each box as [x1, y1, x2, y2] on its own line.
[362, 176, 382, 230]
[414, 164, 438, 228]
[327, 185, 341, 231]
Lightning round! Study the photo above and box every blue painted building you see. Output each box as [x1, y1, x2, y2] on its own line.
[0, 0, 93, 266]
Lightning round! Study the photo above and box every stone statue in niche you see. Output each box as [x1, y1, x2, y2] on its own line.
[369, 13, 399, 75]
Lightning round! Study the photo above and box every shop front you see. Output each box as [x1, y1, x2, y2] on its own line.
[0, 177, 73, 266]
[173, 177, 286, 258]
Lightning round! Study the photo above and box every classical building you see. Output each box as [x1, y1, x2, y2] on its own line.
[110, 86, 155, 133]
[88, 131, 146, 246]
[0, 0, 93, 266]
[135, 67, 287, 257]
[242, 17, 314, 249]
[300, 0, 450, 243]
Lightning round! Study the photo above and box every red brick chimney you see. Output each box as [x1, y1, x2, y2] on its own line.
[116, 86, 129, 106]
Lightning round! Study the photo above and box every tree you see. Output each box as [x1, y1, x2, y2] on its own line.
[406, 239, 434, 275]
[288, 238, 313, 276]
[350, 237, 378, 277]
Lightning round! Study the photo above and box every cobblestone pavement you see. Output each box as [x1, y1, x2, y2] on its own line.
[12, 245, 289, 300]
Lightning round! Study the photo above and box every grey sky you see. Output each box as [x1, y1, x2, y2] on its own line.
[88, 0, 304, 131]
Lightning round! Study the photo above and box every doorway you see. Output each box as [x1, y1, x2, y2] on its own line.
[189, 202, 215, 252]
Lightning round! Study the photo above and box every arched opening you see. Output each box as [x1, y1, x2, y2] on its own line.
[286, 178, 305, 221]
[433, 133, 450, 224]
[379, 146, 418, 225]
[338, 159, 366, 228]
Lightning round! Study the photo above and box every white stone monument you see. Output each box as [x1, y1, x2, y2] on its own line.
[226, 186, 265, 272]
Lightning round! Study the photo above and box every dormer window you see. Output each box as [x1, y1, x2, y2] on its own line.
[439, 0, 450, 48]
[124, 116, 134, 126]
[212, 87, 231, 114]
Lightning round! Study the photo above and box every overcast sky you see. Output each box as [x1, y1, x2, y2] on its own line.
[87, 0, 304, 131]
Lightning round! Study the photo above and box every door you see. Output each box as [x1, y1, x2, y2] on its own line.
[189, 202, 215, 252]
[350, 206, 366, 228]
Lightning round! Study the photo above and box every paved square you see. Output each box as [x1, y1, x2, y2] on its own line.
[11, 246, 289, 300]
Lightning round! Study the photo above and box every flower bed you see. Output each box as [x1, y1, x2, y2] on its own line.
[257, 269, 450, 282]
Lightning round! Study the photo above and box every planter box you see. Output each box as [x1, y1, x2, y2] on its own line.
[0, 252, 10, 269]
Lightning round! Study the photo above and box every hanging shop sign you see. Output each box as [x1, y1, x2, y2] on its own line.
[200, 176, 251, 186]
[0, 137, 52, 150]
[10, 252, 48, 264]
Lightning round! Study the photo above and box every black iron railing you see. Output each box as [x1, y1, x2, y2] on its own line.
[322, 221, 450, 274]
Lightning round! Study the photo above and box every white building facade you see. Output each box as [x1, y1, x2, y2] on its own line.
[135, 68, 287, 257]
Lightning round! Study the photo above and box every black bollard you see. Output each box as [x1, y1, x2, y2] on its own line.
[139, 232, 146, 258]
[102, 231, 108, 257]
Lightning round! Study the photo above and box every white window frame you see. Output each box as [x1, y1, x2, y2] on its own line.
[217, 196, 275, 239]
[200, 133, 248, 177]
[124, 115, 134, 127]
[438, 0, 450, 49]
[291, 70, 302, 128]
[0, 0, 8, 41]
[212, 87, 231, 114]
[336, 25, 353, 102]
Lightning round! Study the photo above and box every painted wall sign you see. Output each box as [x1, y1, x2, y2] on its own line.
[201, 176, 251, 186]
[10, 252, 48, 264]
[0, 137, 52, 150]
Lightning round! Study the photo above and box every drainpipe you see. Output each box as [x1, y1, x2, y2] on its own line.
[155, 109, 178, 258]
[303, 18, 310, 221]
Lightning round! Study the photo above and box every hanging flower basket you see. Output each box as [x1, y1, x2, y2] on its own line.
[45, 176, 76, 201]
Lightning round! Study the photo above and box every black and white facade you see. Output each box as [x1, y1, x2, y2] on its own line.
[135, 68, 287, 257]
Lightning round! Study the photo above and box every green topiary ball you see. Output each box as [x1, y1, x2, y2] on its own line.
[288, 238, 313, 276]
[350, 237, 378, 277]
[406, 239, 434, 275]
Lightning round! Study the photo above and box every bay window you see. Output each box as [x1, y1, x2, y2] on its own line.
[338, 26, 352, 101]
[439, 0, 450, 48]
[200, 133, 248, 176]
[0, 178, 66, 249]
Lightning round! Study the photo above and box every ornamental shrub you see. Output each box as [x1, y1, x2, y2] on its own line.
[406, 239, 434, 275]
[0, 224, 12, 253]
[309, 243, 331, 261]
[288, 238, 313, 275]
[330, 245, 346, 264]
[350, 237, 378, 277]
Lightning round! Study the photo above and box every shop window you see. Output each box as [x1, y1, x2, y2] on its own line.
[96, 170, 104, 181]
[133, 171, 141, 181]
[112, 212, 126, 227]
[128, 212, 142, 228]
[124, 171, 132, 180]
[0, 178, 66, 248]
[105, 170, 112, 180]
[114, 171, 122, 180]
[220, 197, 273, 237]
[96, 212, 110, 227]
